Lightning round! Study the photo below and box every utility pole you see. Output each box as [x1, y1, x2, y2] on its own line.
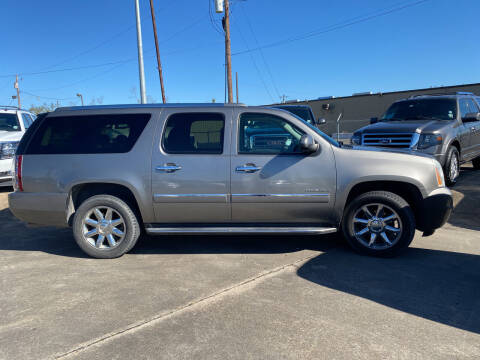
[14, 75, 21, 109]
[223, 0, 233, 103]
[76, 93, 84, 106]
[135, 0, 147, 104]
[236, 72, 239, 103]
[149, 0, 166, 103]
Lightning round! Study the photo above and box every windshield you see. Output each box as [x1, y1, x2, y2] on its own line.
[0, 113, 21, 132]
[276, 106, 314, 125]
[382, 99, 457, 121]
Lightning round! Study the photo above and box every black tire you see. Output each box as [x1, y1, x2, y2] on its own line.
[341, 191, 416, 257]
[72, 195, 141, 259]
[443, 147, 460, 186]
[473, 157, 480, 170]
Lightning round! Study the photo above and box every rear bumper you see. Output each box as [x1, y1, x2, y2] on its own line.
[8, 191, 69, 227]
[417, 187, 453, 234]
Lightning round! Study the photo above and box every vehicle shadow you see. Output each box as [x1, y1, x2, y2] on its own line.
[297, 244, 480, 334]
[0, 206, 340, 258]
[448, 165, 480, 231]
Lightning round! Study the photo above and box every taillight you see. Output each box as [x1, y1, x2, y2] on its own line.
[14, 155, 23, 192]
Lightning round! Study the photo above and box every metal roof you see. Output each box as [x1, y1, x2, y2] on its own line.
[56, 103, 247, 111]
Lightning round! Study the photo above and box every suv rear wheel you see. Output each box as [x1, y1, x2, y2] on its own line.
[444, 146, 460, 186]
[341, 191, 416, 257]
[72, 195, 141, 258]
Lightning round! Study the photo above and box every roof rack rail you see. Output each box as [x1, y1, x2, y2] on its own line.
[409, 91, 475, 98]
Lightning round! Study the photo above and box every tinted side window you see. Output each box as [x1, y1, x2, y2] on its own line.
[26, 114, 151, 154]
[459, 99, 478, 118]
[239, 113, 305, 155]
[21, 113, 32, 128]
[162, 113, 225, 154]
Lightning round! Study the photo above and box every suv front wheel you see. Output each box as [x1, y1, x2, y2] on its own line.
[341, 191, 416, 257]
[444, 146, 460, 186]
[72, 195, 141, 258]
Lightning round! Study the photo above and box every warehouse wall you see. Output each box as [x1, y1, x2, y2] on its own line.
[292, 83, 480, 135]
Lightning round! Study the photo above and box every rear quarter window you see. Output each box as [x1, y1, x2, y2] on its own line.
[25, 113, 151, 154]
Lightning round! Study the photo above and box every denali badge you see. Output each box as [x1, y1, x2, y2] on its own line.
[380, 138, 392, 144]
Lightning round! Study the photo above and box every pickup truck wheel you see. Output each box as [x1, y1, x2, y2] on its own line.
[341, 191, 416, 257]
[444, 147, 460, 186]
[473, 157, 480, 170]
[72, 195, 141, 259]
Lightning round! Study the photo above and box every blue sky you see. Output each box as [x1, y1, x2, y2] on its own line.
[1, 0, 479, 108]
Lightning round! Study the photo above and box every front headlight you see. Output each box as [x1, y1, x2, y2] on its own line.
[417, 133, 442, 149]
[0, 142, 20, 160]
[351, 133, 361, 145]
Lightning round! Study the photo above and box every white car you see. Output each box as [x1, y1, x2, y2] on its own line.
[0, 106, 36, 187]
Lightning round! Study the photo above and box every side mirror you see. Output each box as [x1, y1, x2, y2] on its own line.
[300, 134, 319, 153]
[462, 112, 480, 123]
[316, 117, 326, 125]
[370, 117, 378, 124]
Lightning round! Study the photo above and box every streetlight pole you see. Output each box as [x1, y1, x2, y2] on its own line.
[76, 93, 84, 106]
[135, 0, 147, 104]
[14, 75, 21, 109]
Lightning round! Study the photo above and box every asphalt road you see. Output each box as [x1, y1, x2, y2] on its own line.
[0, 166, 479, 359]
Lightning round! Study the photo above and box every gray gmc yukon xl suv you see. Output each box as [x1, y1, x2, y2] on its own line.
[9, 104, 452, 258]
[351, 92, 480, 185]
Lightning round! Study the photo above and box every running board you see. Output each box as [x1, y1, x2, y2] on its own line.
[145, 226, 337, 235]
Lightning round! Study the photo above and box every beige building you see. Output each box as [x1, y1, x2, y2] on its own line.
[292, 83, 480, 135]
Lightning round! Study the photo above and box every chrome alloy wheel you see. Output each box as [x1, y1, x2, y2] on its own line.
[351, 203, 403, 250]
[82, 206, 126, 249]
[450, 153, 459, 181]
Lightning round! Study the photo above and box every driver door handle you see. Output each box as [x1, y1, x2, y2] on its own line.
[236, 163, 261, 173]
[156, 163, 182, 173]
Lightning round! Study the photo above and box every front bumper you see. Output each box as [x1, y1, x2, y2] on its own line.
[417, 187, 453, 234]
[0, 159, 13, 187]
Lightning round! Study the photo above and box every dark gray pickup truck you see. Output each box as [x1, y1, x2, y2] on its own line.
[351, 92, 480, 185]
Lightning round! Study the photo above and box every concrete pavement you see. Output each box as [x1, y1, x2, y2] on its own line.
[0, 166, 479, 359]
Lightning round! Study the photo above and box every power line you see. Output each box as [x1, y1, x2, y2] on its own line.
[208, 0, 224, 35]
[29, 0, 188, 73]
[0, 15, 208, 79]
[232, 0, 430, 56]
[232, 14, 275, 102]
[21, 90, 77, 101]
[240, 4, 281, 99]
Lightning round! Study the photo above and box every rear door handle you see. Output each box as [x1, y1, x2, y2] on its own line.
[236, 163, 261, 173]
[156, 163, 182, 173]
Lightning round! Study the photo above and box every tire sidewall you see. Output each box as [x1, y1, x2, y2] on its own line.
[444, 147, 459, 186]
[342, 191, 416, 257]
[73, 195, 139, 258]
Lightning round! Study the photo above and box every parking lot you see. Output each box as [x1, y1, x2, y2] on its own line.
[0, 165, 478, 359]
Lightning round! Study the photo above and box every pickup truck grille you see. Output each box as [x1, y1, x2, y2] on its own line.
[362, 133, 413, 148]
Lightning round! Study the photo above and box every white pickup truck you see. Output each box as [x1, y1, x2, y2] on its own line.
[0, 106, 36, 187]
